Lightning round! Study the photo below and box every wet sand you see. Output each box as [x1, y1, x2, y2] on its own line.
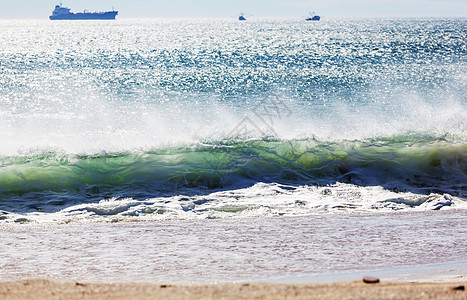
[0, 279, 465, 299]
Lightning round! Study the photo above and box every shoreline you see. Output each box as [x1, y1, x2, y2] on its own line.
[266, 260, 467, 284]
[1, 260, 465, 299]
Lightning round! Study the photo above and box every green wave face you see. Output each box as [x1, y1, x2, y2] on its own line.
[1, 136, 466, 209]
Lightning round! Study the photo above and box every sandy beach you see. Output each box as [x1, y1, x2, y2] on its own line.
[0, 279, 465, 299]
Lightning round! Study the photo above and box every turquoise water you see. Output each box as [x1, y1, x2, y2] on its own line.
[0, 19, 466, 223]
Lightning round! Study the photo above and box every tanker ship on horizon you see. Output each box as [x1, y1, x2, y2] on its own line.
[49, 3, 118, 20]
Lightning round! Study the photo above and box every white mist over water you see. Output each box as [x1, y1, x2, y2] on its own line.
[1, 84, 465, 156]
[0, 90, 467, 155]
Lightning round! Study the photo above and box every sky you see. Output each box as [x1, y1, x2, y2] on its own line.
[0, 0, 466, 19]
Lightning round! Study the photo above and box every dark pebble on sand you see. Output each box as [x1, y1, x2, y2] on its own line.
[453, 285, 464, 291]
[362, 276, 380, 284]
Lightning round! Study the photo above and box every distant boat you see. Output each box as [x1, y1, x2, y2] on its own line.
[49, 3, 118, 20]
[239, 13, 246, 21]
[305, 12, 320, 21]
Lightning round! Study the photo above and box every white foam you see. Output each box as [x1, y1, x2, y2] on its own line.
[2, 182, 465, 224]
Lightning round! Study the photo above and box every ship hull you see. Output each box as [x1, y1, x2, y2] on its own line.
[50, 11, 118, 20]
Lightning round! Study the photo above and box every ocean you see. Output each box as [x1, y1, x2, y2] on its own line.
[0, 18, 466, 283]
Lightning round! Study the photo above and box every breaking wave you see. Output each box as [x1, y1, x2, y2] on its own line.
[1, 135, 465, 220]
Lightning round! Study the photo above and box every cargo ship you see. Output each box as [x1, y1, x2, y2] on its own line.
[49, 3, 118, 20]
